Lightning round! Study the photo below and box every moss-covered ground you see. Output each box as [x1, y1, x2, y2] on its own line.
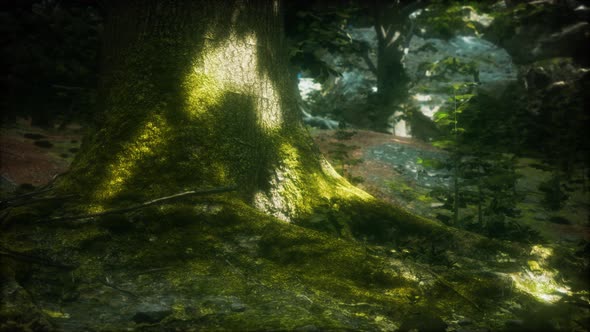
[1, 191, 589, 331]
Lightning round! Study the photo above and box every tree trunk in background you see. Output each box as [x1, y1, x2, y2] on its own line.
[58, 0, 370, 221]
[372, 0, 413, 131]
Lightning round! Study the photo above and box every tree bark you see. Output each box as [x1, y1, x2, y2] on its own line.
[371, 0, 414, 130]
[58, 0, 370, 221]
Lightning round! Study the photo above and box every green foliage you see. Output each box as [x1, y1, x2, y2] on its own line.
[327, 138, 364, 183]
[417, 157, 444, 169]
[432, 83, 475, 140]
[414, 2, 487, 39]
[424, 82, 537, 241]
[386, 180, 416, 201]
[285, 4, 362, 82]
[418, 57, 479, 82]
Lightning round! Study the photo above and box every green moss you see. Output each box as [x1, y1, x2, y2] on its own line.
[54, 225, 109, 248]
[57, 45, 372, 223]
[5, 187, 581, 330]
[2, 206, 40, 227]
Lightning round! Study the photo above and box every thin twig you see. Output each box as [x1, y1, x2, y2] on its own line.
[1, 188, 54, 205]
[3, 195, 78, 208]
[47, 185, 238, 222]
[1, 172, 68, 208]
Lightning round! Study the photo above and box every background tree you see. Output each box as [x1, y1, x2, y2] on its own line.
[369, 0, 425, 129]
[423, 79, 527, 238]
[285, 0, 426, 129]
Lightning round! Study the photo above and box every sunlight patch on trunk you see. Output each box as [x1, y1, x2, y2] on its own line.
[187, 31, 283, 131]
[89, 114, 169, 209]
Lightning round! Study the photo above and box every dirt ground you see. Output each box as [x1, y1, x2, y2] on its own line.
[2, 123, 588, 242]
[0, 118, 82, 189]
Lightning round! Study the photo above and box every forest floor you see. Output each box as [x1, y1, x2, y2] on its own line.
[2, 121, 588, 244]
[312, 129, 590, 244]
[1, 121, 589, 331]
[0, 118, 83, 190]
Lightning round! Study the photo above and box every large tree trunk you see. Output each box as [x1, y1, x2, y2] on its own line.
[59, 0, 370, 221]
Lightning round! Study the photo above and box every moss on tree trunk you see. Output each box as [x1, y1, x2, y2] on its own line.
[58, 0, 370, 221]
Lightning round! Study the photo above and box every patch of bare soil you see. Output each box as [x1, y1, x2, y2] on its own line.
[312, 129, 430, 207]
[1, 118, 83, 189]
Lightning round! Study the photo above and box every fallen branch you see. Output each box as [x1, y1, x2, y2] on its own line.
[47, 185, 238, 222]
[3, 194, 78, 208]
[1, 172, 69, 209]
[1, 188, 54, 206]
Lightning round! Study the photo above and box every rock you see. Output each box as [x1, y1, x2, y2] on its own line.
[132, 303, 172, 324]
[367, 143, 450, 189]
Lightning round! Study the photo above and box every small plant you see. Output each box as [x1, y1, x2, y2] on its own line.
[328, 141, 364, 182]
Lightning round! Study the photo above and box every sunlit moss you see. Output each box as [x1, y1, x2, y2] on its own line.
[509, 244, 571, 303]
[530, 244, 553, 260]
[42, 309, 70, 319]
[182, 71, 224, 118]
[171, 303, 189, 321]
[89, 114, 169, 209]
